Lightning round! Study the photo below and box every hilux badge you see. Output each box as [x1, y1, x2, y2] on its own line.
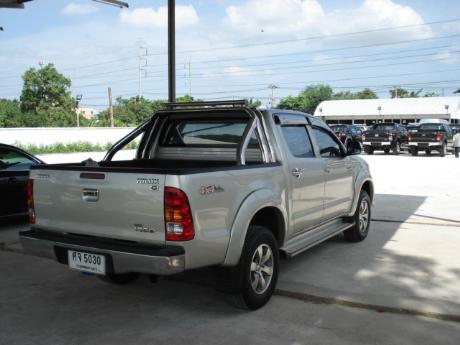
[134, 224, 156, 233]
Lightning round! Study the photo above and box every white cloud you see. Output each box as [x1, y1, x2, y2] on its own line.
[120, 5, 199, 30]
[224, 0, 432, 40]
[62, 3, 99, 16]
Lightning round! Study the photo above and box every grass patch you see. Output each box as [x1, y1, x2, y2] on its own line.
[17, 141, 139, 155]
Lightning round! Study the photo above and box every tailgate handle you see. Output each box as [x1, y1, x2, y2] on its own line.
[82, 189, 99, 202]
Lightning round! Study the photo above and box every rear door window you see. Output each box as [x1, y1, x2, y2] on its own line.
[281, 126, 315, 158]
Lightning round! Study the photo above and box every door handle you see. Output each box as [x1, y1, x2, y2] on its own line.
[291, 168, 304, 178]
[324, 168, 331, 174]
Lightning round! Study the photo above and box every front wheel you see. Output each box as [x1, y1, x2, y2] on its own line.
[229, 226, 279, 310]
[344, 190, 371, 242]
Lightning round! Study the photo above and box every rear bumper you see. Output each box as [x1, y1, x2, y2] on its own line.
[408, 142, 442, 147]
[363, 141, 391, 147]
[19, 229, 185, 275]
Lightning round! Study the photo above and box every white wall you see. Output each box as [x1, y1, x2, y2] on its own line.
[0, 127, 135, 146]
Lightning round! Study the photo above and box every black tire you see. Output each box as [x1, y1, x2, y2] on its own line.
[98, 272, 139, 285]
[222, 226, 279, 310]
[425, 149, 431, 156]
[411, 148, 418, 156]
[392, 141, 401, 155]
[344, 190, 371, 242]
[440, 143, 446, 157]
[364, 147, 374, 155]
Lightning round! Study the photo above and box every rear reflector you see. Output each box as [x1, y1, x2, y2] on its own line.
[80, 172, 105, 180]
[164, 187, 194, 241]
[27, 179, 35, 224]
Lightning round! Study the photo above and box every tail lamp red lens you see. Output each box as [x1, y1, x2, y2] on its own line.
[435, 132, 442, 141]
[27, 179, 36, 224]
[408, 133, 412, 141]
[338, 132, 345, 140]
[362, 134, 366, 141]
[164, 187, 194, 241]
[388, 133, 394, 141]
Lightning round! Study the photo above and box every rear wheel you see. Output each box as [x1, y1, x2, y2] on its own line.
[392, 141, 401, 155]
[411, 148, 418, 156]
[440, 143, 446, 157]
[383, 148, 390, 155]
[364, 147, 374, 155]
[344, 190, 371, 242]
[425, 149, 431, 156]
[221, 226, 279, 310]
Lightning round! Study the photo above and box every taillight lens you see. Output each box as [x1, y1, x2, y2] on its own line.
[164, 187, 194, 241]
[388, 133, 393, 141]
[27, 179, 35, 224]
[435, 132, 441, 141]
[408, 133, 412, 141]
[338, 132, 345, 140]
[362, 134, 366, 141]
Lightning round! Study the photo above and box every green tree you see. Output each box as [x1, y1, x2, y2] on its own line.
[333, 88, 378, 100]
[0, 98, 23, 127]
[247, 98, 262, 108]
[389, 88, 423, 98]
[20, 63, 75, 126]
[454, 89, 460, 94]
[278, 84, 333, 113]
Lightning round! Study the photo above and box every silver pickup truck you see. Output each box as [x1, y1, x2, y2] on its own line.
[20, 100, 373, 310]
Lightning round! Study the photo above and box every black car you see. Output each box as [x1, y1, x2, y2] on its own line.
[362, 123, 408, 155]
[329, 124, 363, 152]
[0, 144, 44, 219]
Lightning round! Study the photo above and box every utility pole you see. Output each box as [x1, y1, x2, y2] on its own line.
[168, 0, 176, 103]
[138, 46, 147, 99]
[75, 94, 82, 127]
[268, 84, 279, 108]
[187, 56, 192, 96]
[108, 87, 114, 128]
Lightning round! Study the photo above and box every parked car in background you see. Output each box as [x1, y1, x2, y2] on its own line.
[361, 123, 408, 155]
[449, 124, 460, 133]
[329, 124, 363, 153]
[354, 124, 368, 133]
[0, 144, 44, 219]
[407, 122, 453, 157]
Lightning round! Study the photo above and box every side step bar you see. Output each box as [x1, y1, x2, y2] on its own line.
[281, 219, 354, 259]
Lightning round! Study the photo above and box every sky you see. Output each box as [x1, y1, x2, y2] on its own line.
[0, 0, 460, 110]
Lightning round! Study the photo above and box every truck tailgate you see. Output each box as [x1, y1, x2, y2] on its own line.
[31, 169, 166, 245]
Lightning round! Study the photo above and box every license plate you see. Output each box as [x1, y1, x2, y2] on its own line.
[68, 250, 106, 275]
[363, 142, 371, 145]
[374, 134, 379, 137]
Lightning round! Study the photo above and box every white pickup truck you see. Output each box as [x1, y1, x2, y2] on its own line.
[20, 100, 373, 309]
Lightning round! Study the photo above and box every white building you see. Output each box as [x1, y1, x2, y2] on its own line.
[314, 96, 460, 125]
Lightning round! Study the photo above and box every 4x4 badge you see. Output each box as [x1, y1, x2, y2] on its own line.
[200, 185, 224, 195]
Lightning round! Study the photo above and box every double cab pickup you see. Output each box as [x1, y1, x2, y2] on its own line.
[20, 101, 373, 309]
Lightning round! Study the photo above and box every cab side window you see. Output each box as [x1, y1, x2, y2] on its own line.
[281, 126, 315, 158]
[312, 127, 342, 158]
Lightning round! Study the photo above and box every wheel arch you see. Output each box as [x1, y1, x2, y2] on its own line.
[223, 190, 287, 267]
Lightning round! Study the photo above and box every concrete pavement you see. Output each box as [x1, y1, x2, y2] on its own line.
[1, 250, 459, 345]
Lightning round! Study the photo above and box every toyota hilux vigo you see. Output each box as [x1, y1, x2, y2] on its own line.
[20, 100, 373, 310]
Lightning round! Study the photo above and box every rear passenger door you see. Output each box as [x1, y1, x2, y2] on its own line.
[311, 127, 354, 220]
[280, 125, 325, 234]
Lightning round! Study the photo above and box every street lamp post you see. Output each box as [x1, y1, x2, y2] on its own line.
[76, 94, 83, 127]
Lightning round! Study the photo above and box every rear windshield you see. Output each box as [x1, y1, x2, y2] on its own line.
[330, 125, 345, 132]
[371, 124, 395, 131]
[160, 119, 258, 147]
[419, 124, 445, 131]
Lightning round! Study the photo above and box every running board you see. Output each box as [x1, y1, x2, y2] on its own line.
[281, 219, 354, 259]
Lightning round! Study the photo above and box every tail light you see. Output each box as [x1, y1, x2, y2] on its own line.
[362, 134, 366, 141]
[338, 132, 345, 141]
[27, 179, 35, 224]
[388, 133, 394, 141]
[164, 187, 194, 241]
[435, 132, 442, 141]
[408, 133, 412, 141]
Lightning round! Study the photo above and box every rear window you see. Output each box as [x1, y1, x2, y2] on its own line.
[371, 124, 395, 131]
[330, 125, 345, 132]
[419, 124, 444, 131]
[161, 120, 258, 147]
